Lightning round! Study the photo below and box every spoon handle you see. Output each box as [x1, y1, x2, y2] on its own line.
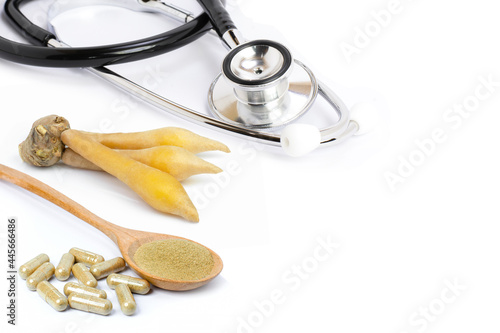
[0, 164, 121, 243]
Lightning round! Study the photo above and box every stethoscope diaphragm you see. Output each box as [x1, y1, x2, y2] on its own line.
[209, 40, 318, 129]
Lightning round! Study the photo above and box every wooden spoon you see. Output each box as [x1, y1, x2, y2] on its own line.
[0, 164, 223, 291]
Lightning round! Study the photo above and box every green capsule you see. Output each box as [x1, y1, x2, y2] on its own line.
[19, 254, 49, 280]
[64, 282, 107, 299]
[116, 284, 136, 315]
[37, 281, 68, 311]
[106, 274, 150, 294]
[90, 257, 126, 280]
[69, 248, 104, 266]
[68, 293, 112, 315]
[27, 262, 55, 291]
[55, 253, 75, 281]
[72, 263, 97, 288]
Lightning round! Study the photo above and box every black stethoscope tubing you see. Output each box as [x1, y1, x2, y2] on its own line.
[0, 0, 232, 67]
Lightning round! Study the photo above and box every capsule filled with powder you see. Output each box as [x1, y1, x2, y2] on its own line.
[106, 274, 150, 294]
[55, 253, 75, 281]
[115, 284, 136, 315]
[90, 257, 126, 280]
[69, 247, 104, 266]
[72, 263, 97, 288]
[19, 253, 49, 280]
[64, 282, 107, 299]
[37, 281, 68, 312]
[68, 293, 112, 315]
[27, 262, 55, 291]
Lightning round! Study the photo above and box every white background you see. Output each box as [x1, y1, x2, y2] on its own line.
[1, 0, 499, 332]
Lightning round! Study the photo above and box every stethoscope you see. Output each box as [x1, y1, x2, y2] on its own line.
[0, 0, 369, 156]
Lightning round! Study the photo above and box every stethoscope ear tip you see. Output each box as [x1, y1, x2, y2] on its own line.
[350, 102, 379, 136]
[280, 124, 321, 157]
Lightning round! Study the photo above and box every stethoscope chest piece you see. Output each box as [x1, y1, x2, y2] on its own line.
[208, 40, 319, 129]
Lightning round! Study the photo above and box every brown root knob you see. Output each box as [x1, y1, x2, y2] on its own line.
[19, 115, 70, 167]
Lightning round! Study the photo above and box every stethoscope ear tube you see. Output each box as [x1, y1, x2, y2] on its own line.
[0, 0, 213, 67]
[196, 0, 236, 37]
[0, 0, 237, 67]
[5, 0, 56, 45]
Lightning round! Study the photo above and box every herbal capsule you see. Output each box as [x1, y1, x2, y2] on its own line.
[115, 284, 136, 315]
[90, 257, 126, 280]
[55, 253, 75, 281]
[106, 274, 150, 295]
[69, 247, 105, 266]
[26, 262, 55, 291]
[19, 253, 49, 279]
[72, 263, 97, 288]
[68, 293, 112, 315]
[64, 282, 107, 299]
[37, 281, 68, 311]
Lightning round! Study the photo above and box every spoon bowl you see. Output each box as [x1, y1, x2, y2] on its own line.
[116, 228, 223, 291]
[0, 164, 223, 291]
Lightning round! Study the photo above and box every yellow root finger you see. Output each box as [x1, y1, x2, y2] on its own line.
[62, 146, 223, 181]
[121, 146, 222, 180]
[78, 128, 230, 154]
[61, 129, 199, 222]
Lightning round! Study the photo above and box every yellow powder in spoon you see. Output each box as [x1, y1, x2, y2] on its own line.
[134, 239, 214, 281]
